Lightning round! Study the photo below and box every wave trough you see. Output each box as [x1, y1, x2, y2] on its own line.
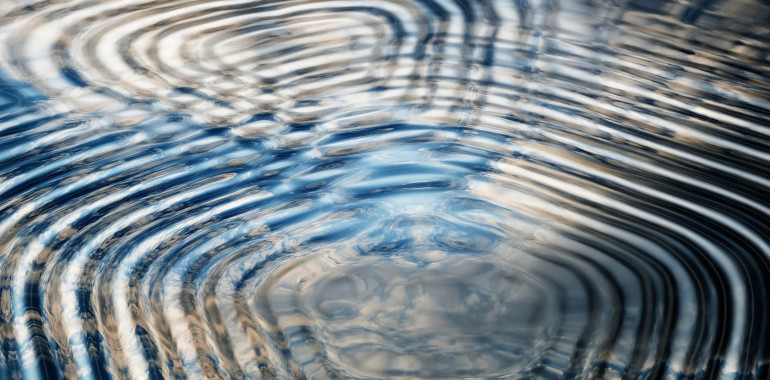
[0, 0, 769, 379]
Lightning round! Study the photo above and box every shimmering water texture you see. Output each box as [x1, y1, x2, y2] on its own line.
[0, 0, 769, 379]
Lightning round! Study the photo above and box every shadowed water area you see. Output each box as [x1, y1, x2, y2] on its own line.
[0, 0, 769, 379]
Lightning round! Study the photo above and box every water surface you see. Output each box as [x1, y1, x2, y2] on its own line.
[0, 0, 769, 379]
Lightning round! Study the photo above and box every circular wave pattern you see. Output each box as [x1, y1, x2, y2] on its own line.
[0, 0, 769, 379]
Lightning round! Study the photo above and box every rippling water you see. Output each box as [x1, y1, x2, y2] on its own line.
[0, 0, 769, 379]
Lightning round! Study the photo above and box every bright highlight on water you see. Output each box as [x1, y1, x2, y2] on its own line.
[0, 0, 769, 379]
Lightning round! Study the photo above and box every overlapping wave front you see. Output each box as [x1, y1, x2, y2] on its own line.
[0, 0, 769, 379]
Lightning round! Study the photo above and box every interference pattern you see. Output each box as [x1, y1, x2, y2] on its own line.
[0, 0, 769, 379]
